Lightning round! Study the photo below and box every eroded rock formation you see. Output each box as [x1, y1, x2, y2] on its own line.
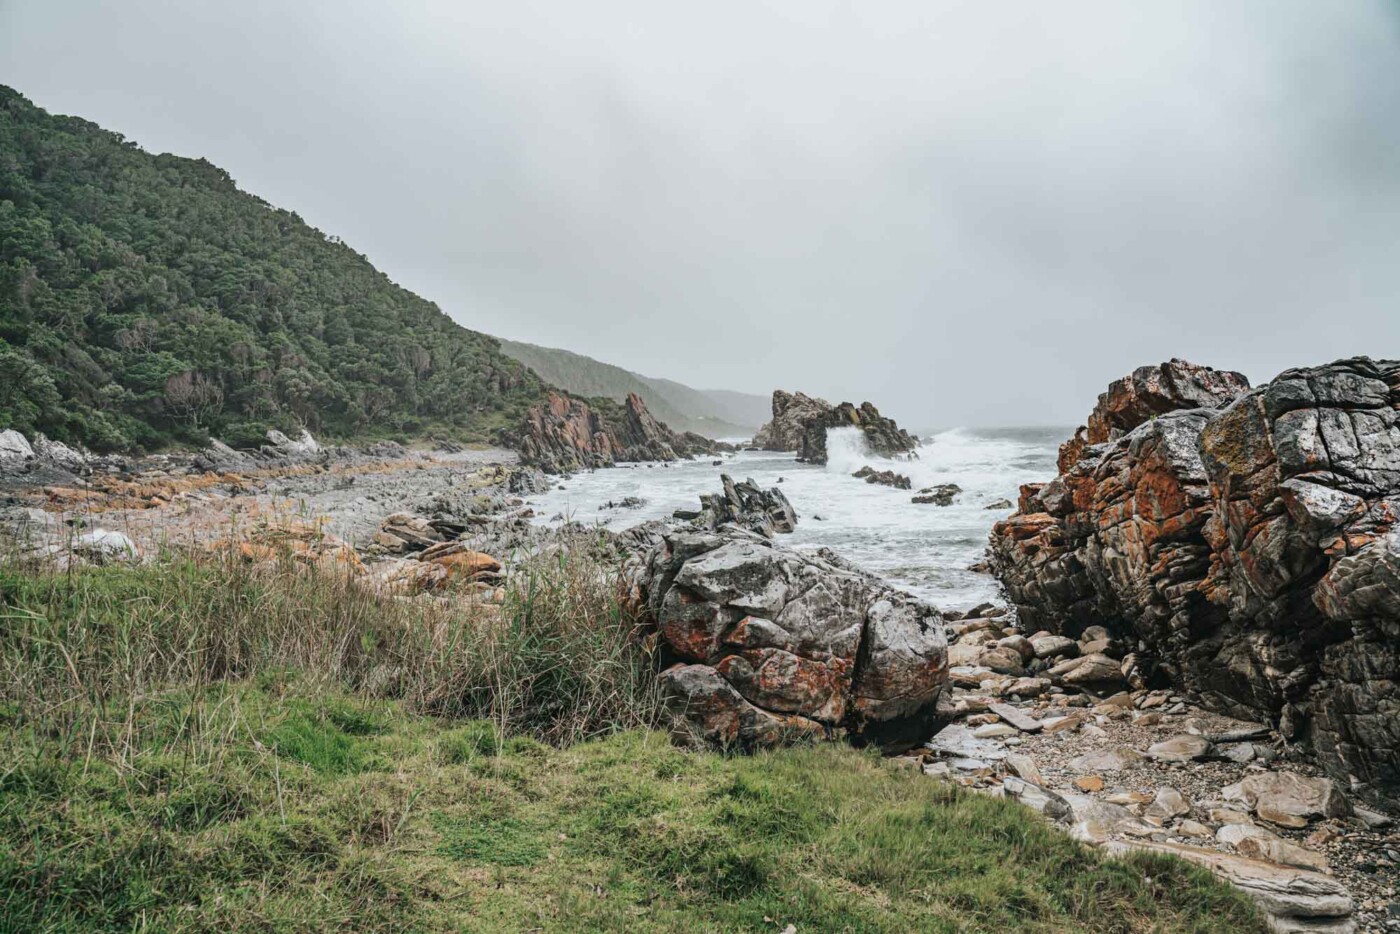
[752, 390, 833, 451]
[798, 400, 919, 465]
[515, 391, 715, 473]
[640, 528, 948, 751]
[990, 357, 1400, 789]
[752, 391, 918, 465]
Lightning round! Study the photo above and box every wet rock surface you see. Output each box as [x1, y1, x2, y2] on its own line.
[990, 357, 1400, 792]
[752, 390, 834, 452]
[751, 389, 919, 464]
[853, 465, 912, 489]
[680, 474, 797, 539]
[640, 527, 948, 752]
[913, 483, 962, 506]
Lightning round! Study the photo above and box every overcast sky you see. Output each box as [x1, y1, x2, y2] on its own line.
[4, 2, 1399, 428]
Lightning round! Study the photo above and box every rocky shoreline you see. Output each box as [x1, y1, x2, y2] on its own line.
[3, 362, 1398, 932]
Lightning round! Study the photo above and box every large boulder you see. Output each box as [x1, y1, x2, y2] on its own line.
[752, 390, 833, 452]
[642, 528, 947, 751]
[990, 357, 1400, 789]
[516, 391, 715, 473]
[0, 429, 34, 461]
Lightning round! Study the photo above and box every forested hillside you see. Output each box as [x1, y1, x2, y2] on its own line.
[499, 338, 765, 438]
[0, 86, 548, 452]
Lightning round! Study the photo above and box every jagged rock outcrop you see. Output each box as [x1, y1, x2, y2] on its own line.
[853, 466, 912, 490]
[990, 357, 1400, 789]
[752, 390, 833, 451]
[641, 528, 948, 751]
[799, 401, 918, 465]
[678, 474, 797, 538]
[515, 391, 715, 473]
[751, 390, 918, 465]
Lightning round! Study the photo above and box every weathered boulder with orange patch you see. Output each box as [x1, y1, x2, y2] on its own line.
[643, 528, 946, 751]
[991, 356, 1400, 789]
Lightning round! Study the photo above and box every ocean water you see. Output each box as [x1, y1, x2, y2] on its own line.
[526, 426, 1065, 612]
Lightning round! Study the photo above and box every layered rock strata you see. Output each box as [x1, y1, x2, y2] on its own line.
[640, 528, 948, 751]
[515, 391, 715, 473]
[990, 357, 1400, 790]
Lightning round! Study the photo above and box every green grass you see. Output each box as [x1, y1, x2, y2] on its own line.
[0, 557, 1268, 932]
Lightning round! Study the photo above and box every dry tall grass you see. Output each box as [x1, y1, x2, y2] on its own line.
[0, 546, 662, 762]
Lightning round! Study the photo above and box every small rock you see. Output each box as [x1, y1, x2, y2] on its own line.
[1175, 819, 1212, 839]
[1003, 754, 1043, 785]
[973, 724, 1018, 739]
[1030, 635, 1078, 659]
[1074, 775, 1105, 793]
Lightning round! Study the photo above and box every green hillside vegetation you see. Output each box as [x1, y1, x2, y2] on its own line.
[0, 552, 1267, 933]
[0, 86, 549, 452]
[499, 338, 766, 439]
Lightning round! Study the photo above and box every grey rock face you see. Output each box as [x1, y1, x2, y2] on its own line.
[686, 474, 797, 538]
[641, 527, 947, 751]
[752, 390, 833, 452]
[990, 356, 1400, 789]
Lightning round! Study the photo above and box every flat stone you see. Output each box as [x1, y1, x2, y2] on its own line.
[1101, 840, 1355, 933]
[998, 677, 1051, 698]
[1146, 734, 1213, 763]
[1236, 835, 1330, 873]
[1002, 776, 1071, 822]
[1220, 742, 1257, 764]
[1063, 793, 1158, 842]
[1073, 775, 1105, 793]
[1069, 746, 1145, 772]
[989, 702, 1042, 733]
[1353, 805, 1393, 829]
[1058, 653, 1125, 686]
[1217, 823, 1280, 850]
[927, 724, 1009, 762]
[1030, 635, 1078, 659]
[1175, 819, 1212, 839]
[972, 723, 1018, 739]
[1003, 753, 1043, 784]
[1041, 714, 1083, 734]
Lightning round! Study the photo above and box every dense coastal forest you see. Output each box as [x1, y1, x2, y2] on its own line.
[0, 86, 549, 452]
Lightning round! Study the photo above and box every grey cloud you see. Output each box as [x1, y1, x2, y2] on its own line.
[4, 0, 1398, 429]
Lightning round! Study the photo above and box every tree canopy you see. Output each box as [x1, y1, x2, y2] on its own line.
[0, 85, 548, 452]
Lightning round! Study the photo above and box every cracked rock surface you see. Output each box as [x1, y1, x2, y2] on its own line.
[990, 357, 1400, 791]
[640, 527, 947, 751]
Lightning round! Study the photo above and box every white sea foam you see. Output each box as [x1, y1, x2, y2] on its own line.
[526, 425, 1063, 611]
